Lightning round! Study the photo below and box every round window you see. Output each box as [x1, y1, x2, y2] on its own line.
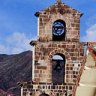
[53, 20, 65, 36]
[52, 20, 66, 41]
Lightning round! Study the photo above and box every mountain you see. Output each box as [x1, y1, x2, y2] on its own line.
[0, 51, 32, 96]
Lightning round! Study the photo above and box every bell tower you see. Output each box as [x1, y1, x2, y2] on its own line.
[35, 0, 82, 42]
[21, 1, 84, 96]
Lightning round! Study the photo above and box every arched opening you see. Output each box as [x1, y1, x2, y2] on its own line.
[52, 53, 65, 85]
[52, 20, 66, 41]
[39, 92, 49, 96]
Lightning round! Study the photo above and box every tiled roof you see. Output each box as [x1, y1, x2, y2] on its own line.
[87, 47, 96, 62]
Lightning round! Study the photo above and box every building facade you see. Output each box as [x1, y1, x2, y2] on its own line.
[20, 0, 95, 96]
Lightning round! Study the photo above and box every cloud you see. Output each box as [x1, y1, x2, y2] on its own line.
[82, 24, 96, 42]
[0, 32, 37, 54]
[0, 45, 8, 54]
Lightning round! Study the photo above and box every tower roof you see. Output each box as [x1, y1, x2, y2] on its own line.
[35, 1, 83, 17]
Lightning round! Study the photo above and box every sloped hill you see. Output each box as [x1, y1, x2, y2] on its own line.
[0, 51, 32, 96]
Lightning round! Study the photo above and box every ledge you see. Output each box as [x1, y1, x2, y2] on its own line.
[84, 66, 96, 70]
[79, 82, 96, 87]
[30, 40, 37, 46]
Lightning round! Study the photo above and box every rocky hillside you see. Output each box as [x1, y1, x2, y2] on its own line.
[0, 51, 32, 96]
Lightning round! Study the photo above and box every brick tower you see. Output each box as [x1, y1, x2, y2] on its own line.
[21, 0, 84, 96]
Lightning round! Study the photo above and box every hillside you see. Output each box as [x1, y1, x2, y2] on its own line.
[0, 51, 32, 96]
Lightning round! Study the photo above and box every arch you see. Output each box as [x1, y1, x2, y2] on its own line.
[52, 19, 66, 41]
[39, 93, 49, 96]
[49, 49, 70, 60]
[49, 49, 70, 84]
[52, 53, 65, 84]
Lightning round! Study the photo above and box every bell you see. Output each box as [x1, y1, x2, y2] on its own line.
[54, 60, 62, 71]
[39, 92, 49, 96]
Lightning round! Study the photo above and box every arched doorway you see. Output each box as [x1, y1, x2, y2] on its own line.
[52, 53, 65, 85]
[39, 92, 49, 96]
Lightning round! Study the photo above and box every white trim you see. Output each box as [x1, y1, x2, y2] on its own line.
[32, 46, 35, 80]
[21, 86, 23, 96]
[38, 18, 39, 38]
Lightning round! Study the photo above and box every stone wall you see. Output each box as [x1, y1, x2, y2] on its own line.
[21, 83, 75, 96]
[34, 41, 84, 84]
[38, 3, 81, 42]
[21, 2, 84, 96]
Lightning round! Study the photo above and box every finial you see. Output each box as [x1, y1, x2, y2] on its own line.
[57, 0, 62, 3]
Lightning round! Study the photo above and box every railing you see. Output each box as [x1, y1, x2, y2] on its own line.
[22, 84, 74, 96]
[26, 83, 74, 90]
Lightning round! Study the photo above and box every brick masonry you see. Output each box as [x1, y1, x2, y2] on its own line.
[34, 42, 84, 84]
[21, 1, 84, 96]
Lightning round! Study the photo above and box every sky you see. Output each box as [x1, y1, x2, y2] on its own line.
[0, 0, 96, 54]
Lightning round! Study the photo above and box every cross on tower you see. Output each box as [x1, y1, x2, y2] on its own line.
[57, 0, 62, 3]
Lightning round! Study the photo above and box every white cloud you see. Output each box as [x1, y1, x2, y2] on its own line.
[82, 24, 96, 42]
[0, 32, 37, 54]
[0, 44, 8, 54]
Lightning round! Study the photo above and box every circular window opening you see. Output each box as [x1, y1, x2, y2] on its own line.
[52, 20, 66, 41]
